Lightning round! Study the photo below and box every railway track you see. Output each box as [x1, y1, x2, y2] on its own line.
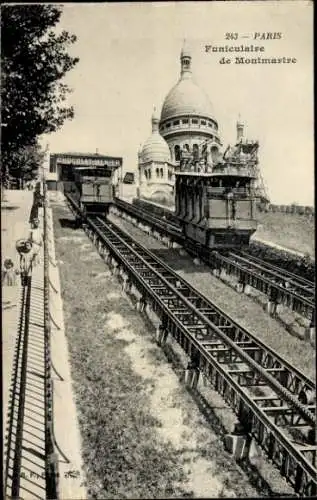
[229, 251, 314, 301]
[132, 197, 315, 280]
[210, 250, 314, 320]
[113, 197, 315, 321]
[4, 272, 46, 499]
[67, 193, 316, 495]
[114, 197, 181, 239]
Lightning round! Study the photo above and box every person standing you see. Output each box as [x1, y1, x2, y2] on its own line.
[2, 258, 17, 286]
[29, 218, 43, 266]
[16, 239, 33, 286]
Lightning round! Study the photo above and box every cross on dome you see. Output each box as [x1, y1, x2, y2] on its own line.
[181, 38, 191, 58]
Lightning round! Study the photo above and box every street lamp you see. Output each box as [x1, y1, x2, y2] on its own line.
[1, 123, 9, 193]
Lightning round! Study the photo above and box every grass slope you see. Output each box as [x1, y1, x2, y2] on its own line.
[256, 211, 314, 257]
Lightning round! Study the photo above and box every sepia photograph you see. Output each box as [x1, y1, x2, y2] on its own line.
[1, 1, 315, 499]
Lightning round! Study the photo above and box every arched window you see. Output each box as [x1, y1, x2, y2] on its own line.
[144, 170, 148, 179]
[174, 145, 181, 162]
[160, 168, 163, 178]
[185, 144, 190, 152]
[156, 167, 159, 178]
[193, 144, 199, 161]
[211, 146, 218, 163]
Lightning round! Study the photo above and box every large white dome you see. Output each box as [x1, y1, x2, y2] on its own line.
[160, 76, 215, 122]
[160, 45, 215, 124]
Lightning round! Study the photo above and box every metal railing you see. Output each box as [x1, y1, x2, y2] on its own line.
[43, 181, 60, 499]
[4, 275, 32, 497]
[5, 195, 39, 497]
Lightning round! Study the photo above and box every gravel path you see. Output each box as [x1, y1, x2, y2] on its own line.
[2, 191, 33, 455]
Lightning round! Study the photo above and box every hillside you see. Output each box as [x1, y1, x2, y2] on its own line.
[132, 194, 314, 259]
[254, 211, 314, 258]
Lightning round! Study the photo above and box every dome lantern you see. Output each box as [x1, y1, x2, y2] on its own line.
[236, 115, 244, 141]
[180, 40, 192, 79]
[151, 106, 160, 133]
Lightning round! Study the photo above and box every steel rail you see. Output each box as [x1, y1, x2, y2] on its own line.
[113, 197, 182, 237]
[130, 197, 179, 225]
[226, 252, 314, 302]
[94, 217, 315, 410]
[86, 214, 317, 495]
[237, 251, 314, 290]
[69, 194, 315, 400]
[108, 222, 315, 396]
[211, 251, 314, 309]
[112, 197, 315, 319]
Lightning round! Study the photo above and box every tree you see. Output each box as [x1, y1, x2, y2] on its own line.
[1, 4, 79, 180]
[10, 142, 46, 187]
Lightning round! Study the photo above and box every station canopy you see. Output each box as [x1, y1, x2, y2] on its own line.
[49, 152, 123, 181]
[50, 152, 122, 169]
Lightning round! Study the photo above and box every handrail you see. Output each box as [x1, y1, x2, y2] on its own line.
[43, 181, 60, 499]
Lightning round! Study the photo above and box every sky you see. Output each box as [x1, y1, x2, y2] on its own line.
[40, 1, 314, 205]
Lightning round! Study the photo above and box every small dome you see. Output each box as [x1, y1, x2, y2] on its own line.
[141, 112, 171, 163]
[141, 135, 171, 163]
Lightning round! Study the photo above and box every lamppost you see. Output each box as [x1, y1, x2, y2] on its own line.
[1, 123, 10, 200]
[42, 143, 50, 183]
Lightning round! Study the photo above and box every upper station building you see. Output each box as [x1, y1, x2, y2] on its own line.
[138, 43, 222, 200]
[47, 152, 122, 190]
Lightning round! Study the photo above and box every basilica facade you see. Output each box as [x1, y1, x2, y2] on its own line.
[138, 44, 222, 200]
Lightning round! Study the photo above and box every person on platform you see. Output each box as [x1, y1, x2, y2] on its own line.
[2, 258, 17, 286]
[29, 218, 43, 266]
[16, 239, 33, 286]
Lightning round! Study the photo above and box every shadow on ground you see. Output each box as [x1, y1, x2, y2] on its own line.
[151, 247, 214, 274]
[59, 218, 81, 230]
